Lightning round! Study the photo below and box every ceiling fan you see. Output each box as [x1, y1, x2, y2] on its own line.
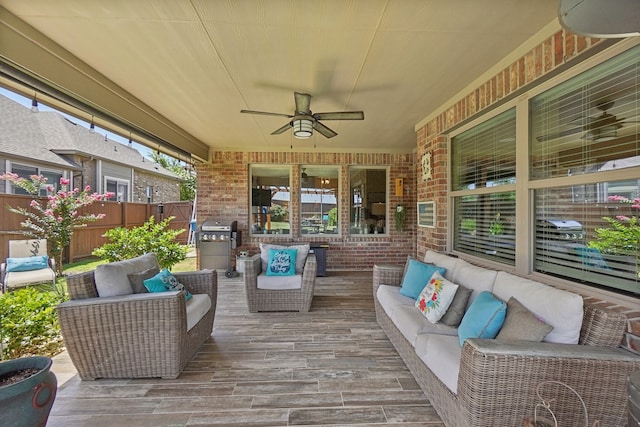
[240, 92, 364, 139]
[536, 101, 638, 142]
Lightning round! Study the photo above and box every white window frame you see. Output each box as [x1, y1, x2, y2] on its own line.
[104, 176, 130, 202]
[446, 38, 640, 306]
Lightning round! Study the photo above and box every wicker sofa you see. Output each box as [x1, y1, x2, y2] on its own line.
[373, 250, 640, 427]
[57, 253, 217, 380]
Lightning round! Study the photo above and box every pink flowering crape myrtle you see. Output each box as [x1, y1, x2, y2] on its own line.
[0, 173, 113, 275]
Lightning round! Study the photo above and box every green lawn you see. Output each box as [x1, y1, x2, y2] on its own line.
[59, 252, 197, 286]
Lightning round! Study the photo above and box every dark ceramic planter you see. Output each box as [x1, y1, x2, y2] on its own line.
[0, 356, 57, 427]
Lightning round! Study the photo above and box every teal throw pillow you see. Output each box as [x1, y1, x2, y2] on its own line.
[6, 256, 49, 272]
[266, 248, 297, 276]
[399, 259, 447, 300]
[457, 291, 507, 346]
[143, 269, 193, 301]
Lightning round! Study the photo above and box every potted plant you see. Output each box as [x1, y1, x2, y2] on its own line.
[0, 356, 57, 427]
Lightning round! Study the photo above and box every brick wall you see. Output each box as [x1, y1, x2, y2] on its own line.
[415, 30, 639, 352]
[133, 170, 181, 203]
[196, 151, 416, 270]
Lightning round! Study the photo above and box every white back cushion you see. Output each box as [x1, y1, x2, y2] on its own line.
[95, 253, 159, 297]
[260, 243, 309, 274]
[423, 250, 458, 282]
[492, 272, 583, 344]
[453, 264, 498, 308]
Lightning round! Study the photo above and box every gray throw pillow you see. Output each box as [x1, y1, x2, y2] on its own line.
[495, 297, 553, 342]
[127, 266, 160, 294]
[440, 285, 472, 327]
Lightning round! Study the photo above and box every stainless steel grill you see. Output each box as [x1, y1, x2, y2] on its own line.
[197, 218, 240, 271]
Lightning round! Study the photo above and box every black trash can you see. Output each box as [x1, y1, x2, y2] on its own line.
[310, 242, 328, 276]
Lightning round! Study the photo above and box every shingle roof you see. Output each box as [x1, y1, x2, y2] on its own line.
[0, 94, 180, 180]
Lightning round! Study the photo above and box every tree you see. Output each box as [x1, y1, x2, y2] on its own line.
[92, 216, 187, 269]
[150, 152, 196, 201]
[0, 173, 112, 275]
[327, 207, 338, 227]
[269, 204, 288, 222]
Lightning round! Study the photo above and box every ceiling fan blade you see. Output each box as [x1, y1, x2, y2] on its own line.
[536, 127, 584, 142]
[270, 123, 292, 135]
[314, 111, 364, 120]
[294, 92, 312, 115]
[240, 109, 293, 118]
[314, 121, 338, 138]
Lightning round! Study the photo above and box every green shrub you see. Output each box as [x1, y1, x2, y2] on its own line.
[92, 216, 187, 269]
[0, 287, 64, 360]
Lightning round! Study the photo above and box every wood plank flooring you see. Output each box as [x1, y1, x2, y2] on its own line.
[48, 271, 444, 426]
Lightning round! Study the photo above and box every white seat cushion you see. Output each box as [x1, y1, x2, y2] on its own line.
[377, 284, 415, 318]
[392, 305, 458, 346]
[257, 273, 302, 290]
[415, 334, 462, 394]
[5, 268, 56, 287]
[185, 293, 211, 331]
[377, 285, 457, 346]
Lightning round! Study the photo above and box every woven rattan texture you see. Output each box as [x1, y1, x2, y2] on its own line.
[58, 267, 217, 380]
[244, 253, 317, 312]
[372, 263, 640, 426]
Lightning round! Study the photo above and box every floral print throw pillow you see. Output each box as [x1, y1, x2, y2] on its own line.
[415, 271, 459, 323]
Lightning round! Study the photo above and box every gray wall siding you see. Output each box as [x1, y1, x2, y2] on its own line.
[101, 162, 131, 181]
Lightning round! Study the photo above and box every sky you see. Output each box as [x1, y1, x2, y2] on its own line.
[0, 87, 154, 159]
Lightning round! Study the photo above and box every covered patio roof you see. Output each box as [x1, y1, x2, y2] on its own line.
[0, 1, 560, 161]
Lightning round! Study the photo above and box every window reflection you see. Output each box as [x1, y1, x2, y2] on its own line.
[300, 166, 339, 235]
[250, 165, 290, 235]
[350, 168, 387, 235]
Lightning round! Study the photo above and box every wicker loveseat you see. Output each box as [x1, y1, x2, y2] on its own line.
[57, 253, 217, 380]
[373, 250, 640, 426]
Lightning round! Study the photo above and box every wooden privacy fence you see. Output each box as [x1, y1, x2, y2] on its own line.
[0, 194, 192, 265]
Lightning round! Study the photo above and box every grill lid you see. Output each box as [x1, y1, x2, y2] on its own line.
[201, 218, 230, 232]
[538, 219, 583, 230]
[200, 218, 237, 232]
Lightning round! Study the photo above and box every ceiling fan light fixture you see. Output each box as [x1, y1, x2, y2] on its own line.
[293, 119, 313, 139]
[592, 125, 619, 142]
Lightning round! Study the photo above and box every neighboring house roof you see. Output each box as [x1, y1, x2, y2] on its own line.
[0, 94, 180, 180]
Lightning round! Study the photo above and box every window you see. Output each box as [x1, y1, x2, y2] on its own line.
[300, 166, 339, 235]
[535, 182, 639, 295]
[105, 177, 129, 202]
[250, 165, 290, 235]
[10, 163, 63, 196]
[146, 186, 154, 203]
[530, 44, 640, 294]
[451, 109, 517, 265]
[530, 45, 640, 181]
[350, 167, 387, 235]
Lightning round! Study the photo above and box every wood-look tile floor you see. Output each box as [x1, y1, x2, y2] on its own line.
[47, 271, 444, 426]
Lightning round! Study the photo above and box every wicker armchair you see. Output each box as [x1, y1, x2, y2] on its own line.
[57, 256, 217, 380]
[244, 250, 317, 312]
